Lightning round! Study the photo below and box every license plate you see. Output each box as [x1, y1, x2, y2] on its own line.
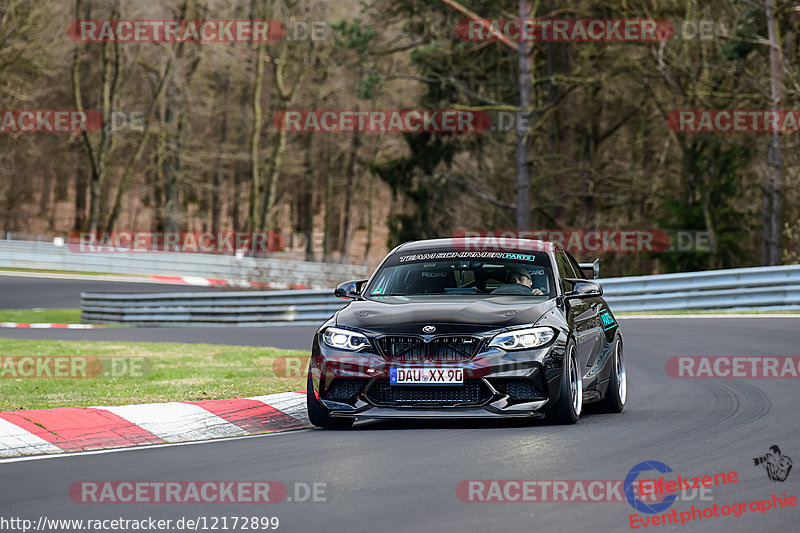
[390, 367, 463, 385]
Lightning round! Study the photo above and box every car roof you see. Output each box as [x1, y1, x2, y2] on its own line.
[393, 237, 557, 254]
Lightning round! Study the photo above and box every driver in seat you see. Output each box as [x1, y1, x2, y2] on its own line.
[491, 266, 545, 295]
[508, 265, 545, 295]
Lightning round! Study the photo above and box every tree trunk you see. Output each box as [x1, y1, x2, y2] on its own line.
[160, 83, 181, 233]
[104, 56, 172, 232]
[73, 168, 87, 231]
[262, 124, 287, 231]
[248, 35, 266, 232]
[516, 0, 533, 231]
[339, 123, 361, 263]
[301, 132, 316, 261]
[323, 136, 336, 262]
[232, 88, 250, 232]
[211, 70, 230, 232]
[545, 0, 557, 153]
[763, 0, 785, 265]
[70, 0, 98, 233]
[363, 173, 374, 265]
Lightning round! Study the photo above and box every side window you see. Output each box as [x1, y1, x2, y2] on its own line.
[565, 253, 586, 279]
[555, 251, 577, 291]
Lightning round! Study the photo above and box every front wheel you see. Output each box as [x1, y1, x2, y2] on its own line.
[548, 340, 582, 425]
[597, 335, 626, 413]
[307, 374, 355, 429]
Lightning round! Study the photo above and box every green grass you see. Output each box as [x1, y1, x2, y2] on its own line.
[0, 338, 309, 411]
[0, 308, 83, 324]
[0, 308, 127, 326]
[0, 267, 140, 277]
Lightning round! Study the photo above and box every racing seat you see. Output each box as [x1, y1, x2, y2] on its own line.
[490, 266, 550, 295]
[403, 269, 456, 294]
[529, 268, 550, 295]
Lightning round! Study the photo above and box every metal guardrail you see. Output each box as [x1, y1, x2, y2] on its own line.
[79, 264, 800, 326]
[600, 264, 800, 312]
[81, 290, 344, 326]
[0, 240, 367, 289]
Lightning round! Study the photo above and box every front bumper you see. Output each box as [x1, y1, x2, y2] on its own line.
[310, 331, 568, 420]
[331, 406, 547, 420]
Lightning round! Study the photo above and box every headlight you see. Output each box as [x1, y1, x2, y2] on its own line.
[488, 326, 556, 351]
[322, 327, 370, 351]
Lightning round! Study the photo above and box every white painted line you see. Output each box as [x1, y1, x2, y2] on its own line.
[248, 392, 309, 425]
[96, 402, 247, 442]
[0, 428, 311, 464]
[0, 417, 62, 457]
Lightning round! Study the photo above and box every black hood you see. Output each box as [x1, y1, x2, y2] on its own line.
[336, 295, 556, 335]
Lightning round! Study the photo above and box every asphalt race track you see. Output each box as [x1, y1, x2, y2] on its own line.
[1, 314, 798, 532]
[0, 324, 316, 351]
[0, 274, 213, 309]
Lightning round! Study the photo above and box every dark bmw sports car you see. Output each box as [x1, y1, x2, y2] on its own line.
[307, 238, 626, 429]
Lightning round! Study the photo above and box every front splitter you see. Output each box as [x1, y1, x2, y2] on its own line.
[330, 406, 545, 420]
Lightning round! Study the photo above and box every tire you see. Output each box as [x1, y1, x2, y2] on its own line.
[307, 374, 355, 429]
[597, 335, 626, 413]
[548, 340, 582, 425]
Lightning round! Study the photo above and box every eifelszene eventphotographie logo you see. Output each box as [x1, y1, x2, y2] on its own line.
[754, 445, 793, 482]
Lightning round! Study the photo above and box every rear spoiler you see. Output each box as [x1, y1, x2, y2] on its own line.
[579, 259, 600, 279]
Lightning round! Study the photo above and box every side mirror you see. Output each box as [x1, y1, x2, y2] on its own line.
[564, 279, 603, 299]
[334, 279, 368, 300]
[579, 259, 600, 279]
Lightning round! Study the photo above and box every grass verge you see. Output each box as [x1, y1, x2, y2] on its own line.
[0, 267, 140, 277]
[0, 308, 83, 324]
[0, 338, 308, 411]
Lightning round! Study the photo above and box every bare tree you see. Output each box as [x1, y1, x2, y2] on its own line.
[71, 0, 121, 231]
[763, 0, 785, 265]
[247, 0, 267, 232]
[437, 0, 531, 229]
[516, 0, 532, 230]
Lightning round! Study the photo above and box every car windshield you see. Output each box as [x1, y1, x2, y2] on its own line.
[365, 250, 554, 298]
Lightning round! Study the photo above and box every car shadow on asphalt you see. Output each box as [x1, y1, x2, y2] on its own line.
[336, 405, 619, 431]
[347, 417, 547, 431]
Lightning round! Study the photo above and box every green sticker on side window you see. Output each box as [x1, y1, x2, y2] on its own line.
[502, 252, 535, 261]
[371, 288, 384, 295]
